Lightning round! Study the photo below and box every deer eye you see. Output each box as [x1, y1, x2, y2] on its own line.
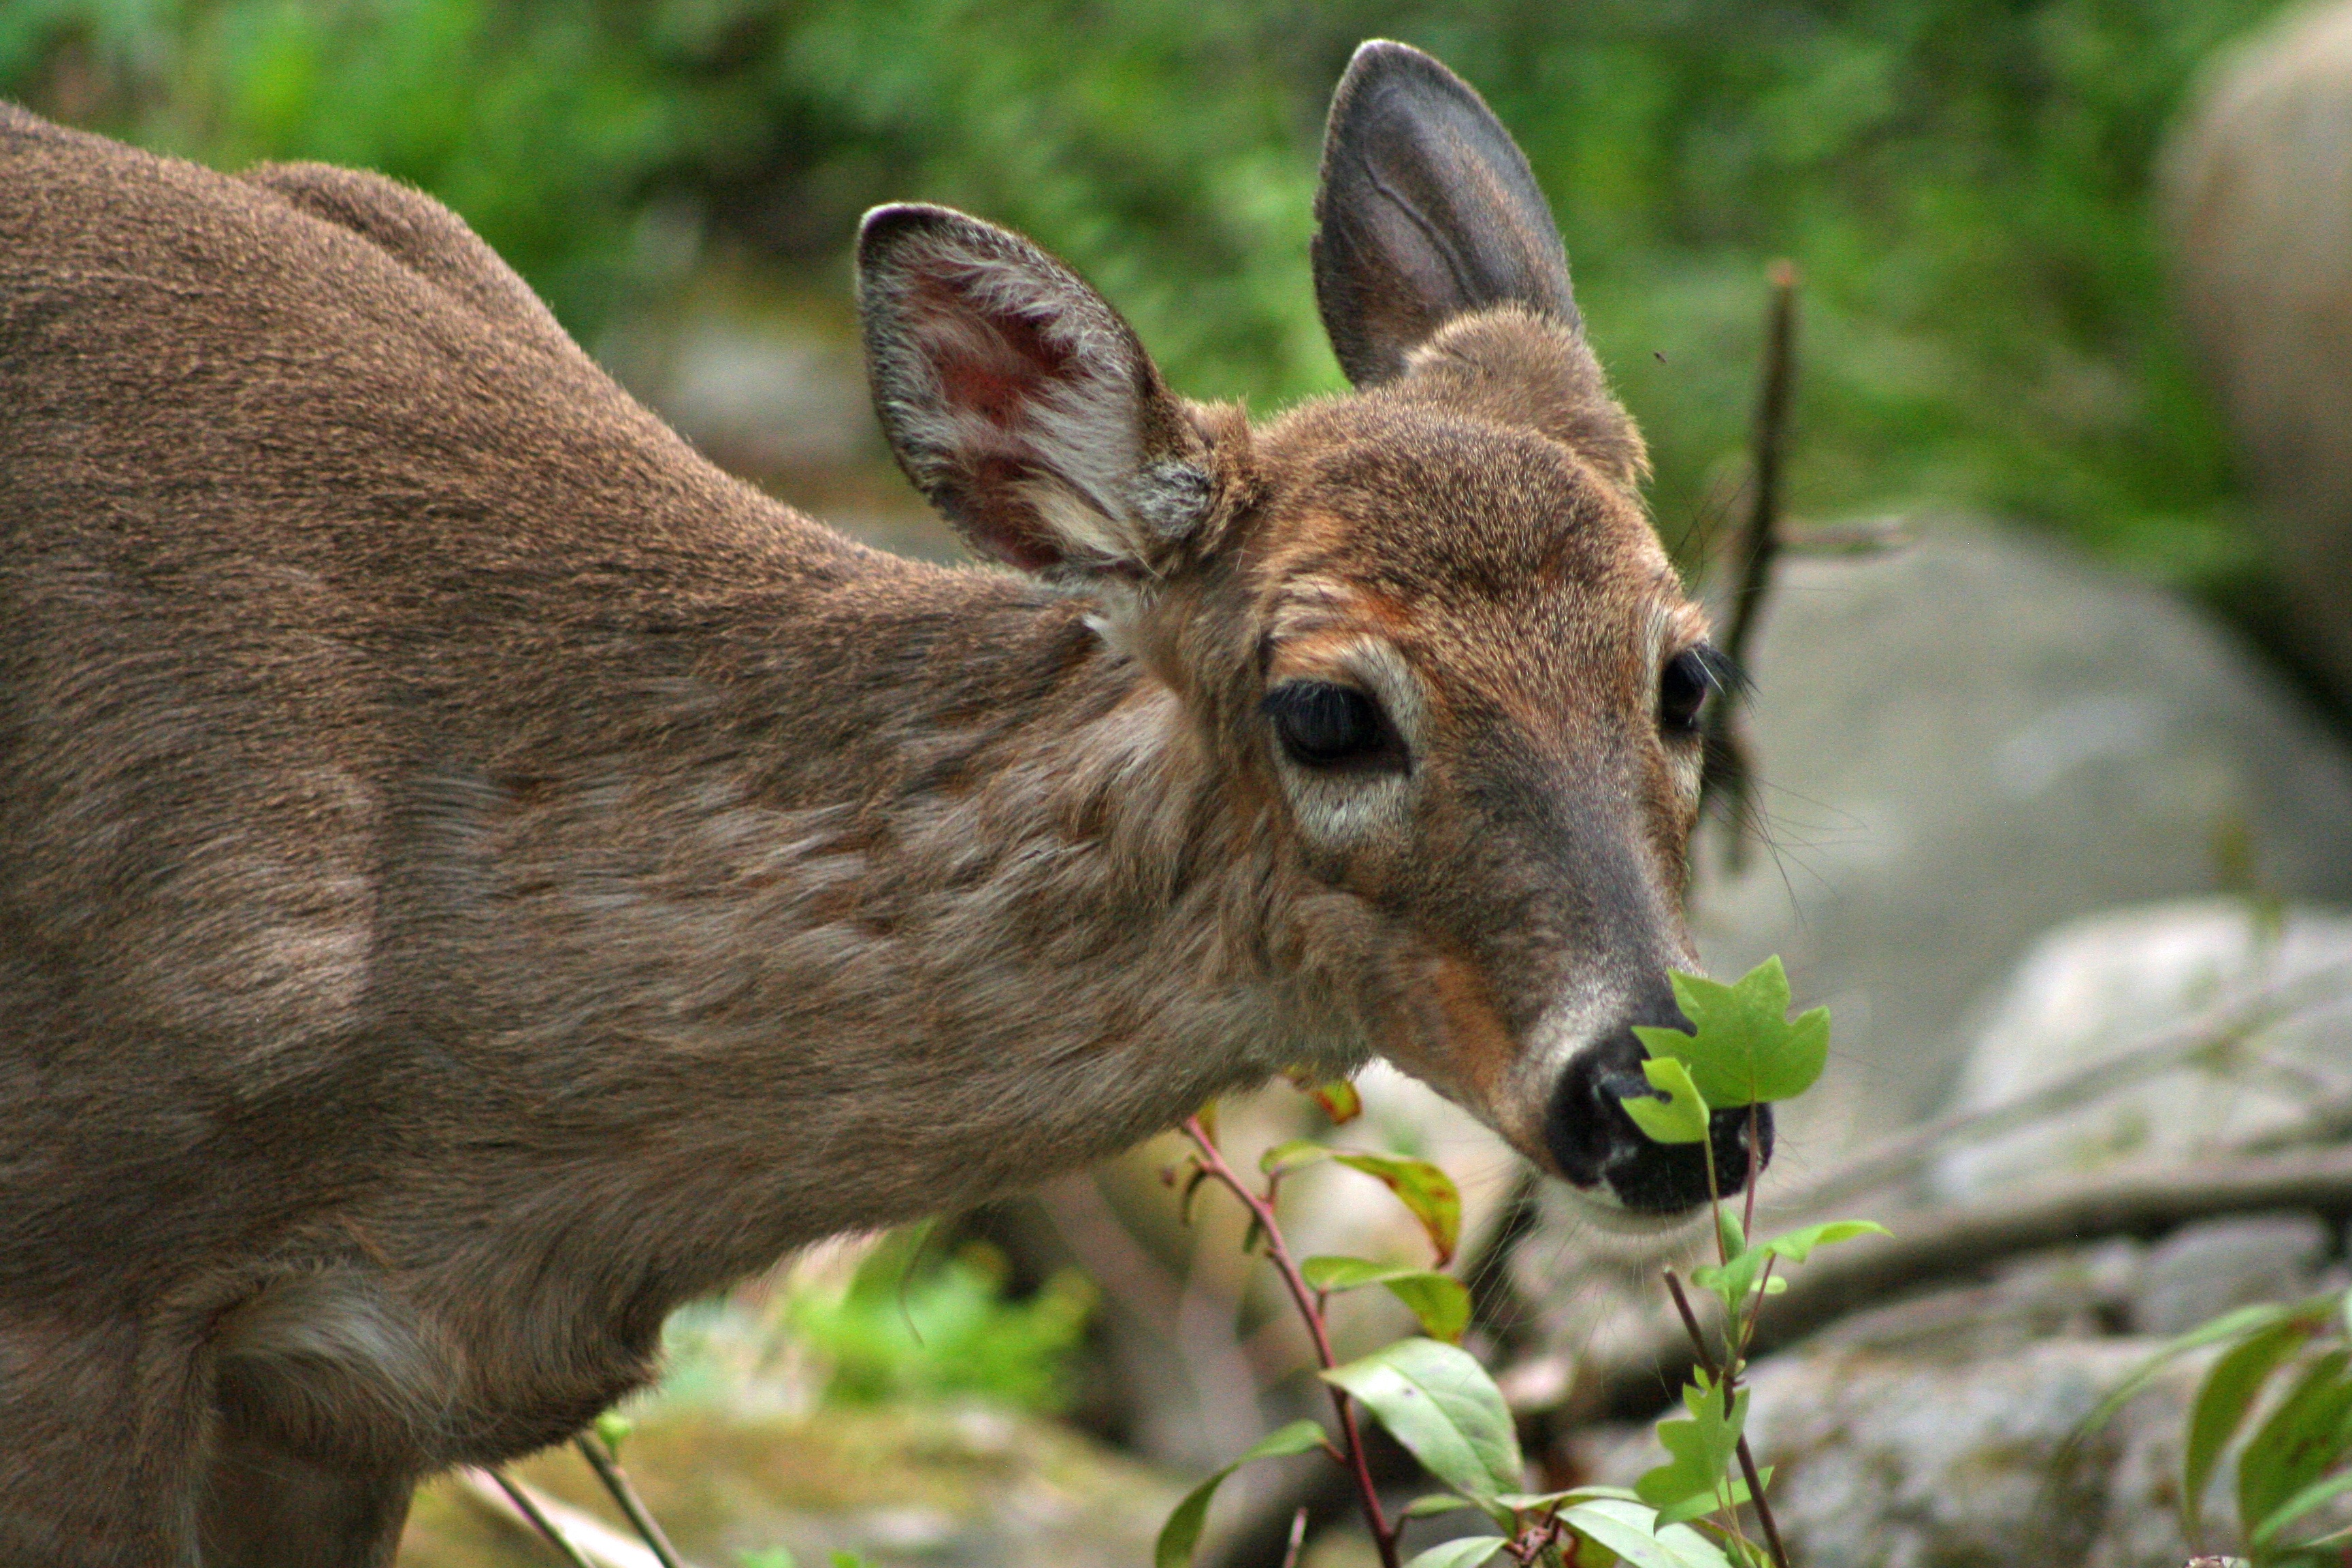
[1659, 648, 1716, 734]
[1262, 681, 1406, 773]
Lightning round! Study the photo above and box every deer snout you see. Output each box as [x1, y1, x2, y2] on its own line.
[1541, 994, 1774, 1220]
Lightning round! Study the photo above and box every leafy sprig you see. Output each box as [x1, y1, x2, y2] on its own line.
[1162, 957, 1871, 1568]
[2084, 1290, 2352, 1562]
[1614, 958, 1886, 1568]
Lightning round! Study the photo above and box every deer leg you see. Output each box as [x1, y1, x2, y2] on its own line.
[0, 1311, 208, 1567]
[197, 1424, 414, 1568]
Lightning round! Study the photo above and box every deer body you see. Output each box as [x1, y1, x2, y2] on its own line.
[1, 44, 1763, 1567]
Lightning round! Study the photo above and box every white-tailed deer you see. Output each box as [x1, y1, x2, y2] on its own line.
[0, 41, 1765, 1566]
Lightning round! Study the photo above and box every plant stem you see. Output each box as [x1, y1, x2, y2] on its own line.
[1182, 1118, 1403, 1568]
[1663, 1274, 1791, 1568]
[1742, 1105, 1761, 1245]
[489, 1471, 598, 1568]
[574, 1432, 688, 1568]
[1279, 1506, 1311, 1568]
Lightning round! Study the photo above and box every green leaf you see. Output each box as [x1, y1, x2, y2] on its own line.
[2079, 1300, 2306, 1438]
[1286, 1068, 1364, 1124]
[1260, 1138, 1330, 1175]
[736, 1552, 796, 1568]
[2240, 1349, 2352, 1539]
[2183, 1318, 2312, 1536]
[1331, 1153, 1463, 1267]
[1323, 1338, 1522, 1497]
[1154, 1420, 1330, 1568]
[1256, 1145, 1463, 1266]
[1301, 1256, 1472, 1344]
[1401, 1494, 1481, 1519]
[1403, 1538, 1507, 1568]
[593, 1409, 632, 1456]
[2252, 1467, 2352, 1550]
[1621, 1056, 1710, 1144]
[828, 1555, 870, 1568]
[1493, 1486, 1644, 1511]
[1690, 1220, 1891, 1318]
[1635, 1372, 1749, 1526]
[1632, 957, 1829, 1109]
[1559, 1497, 1737, 1568]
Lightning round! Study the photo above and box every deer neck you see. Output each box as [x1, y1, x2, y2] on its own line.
[431, 555, 1324, 1280]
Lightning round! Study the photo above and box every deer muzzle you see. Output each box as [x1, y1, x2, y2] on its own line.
[1539, 992, 1775, 1220]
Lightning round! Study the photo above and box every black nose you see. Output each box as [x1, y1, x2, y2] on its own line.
[1542, 997, 1776, 1216]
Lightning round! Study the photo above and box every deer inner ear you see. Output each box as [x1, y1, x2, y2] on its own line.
[856, 203, 1213, 577]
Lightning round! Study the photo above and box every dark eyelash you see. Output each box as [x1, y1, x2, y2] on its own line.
[1687, 642, 1748, 701]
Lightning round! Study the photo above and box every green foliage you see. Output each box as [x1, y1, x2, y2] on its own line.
[0, 0, 2302, 585]
[1301, 1256, 1472, 1345]
[1624, 1055, 1713, 1145]
[2088, 1289, 2352, 1563]
[1155, 1419, 1330, 1568]
[2187, 1319, 2311, 1537]
[783, 1228, 1095, 1412]
[1607, 958, 1884, 1566]
[1260, 1141, 1463, 1267]
[1633, 959, 1831, 1112]
[1174, 975, 1872, 1568]
[1401, 1537, 1505, 1568]
[1690, 1220, 1891, 1322]
[1554, 1495, 1744, 1568]
[1323, 1337, 1525, 1499]
[1636, 1371, 1758, 1526]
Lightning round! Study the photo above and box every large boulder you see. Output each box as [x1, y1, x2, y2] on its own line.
[1689, 525, 2352, 1171]
[2166, 0, 2352, 706]
[1932, 898, 2352, 1201]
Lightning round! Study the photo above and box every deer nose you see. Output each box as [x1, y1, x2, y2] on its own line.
[1541, 1001, 1775, 1216]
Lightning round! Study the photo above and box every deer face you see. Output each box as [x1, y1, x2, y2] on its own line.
[857, 41, 1767, 1221]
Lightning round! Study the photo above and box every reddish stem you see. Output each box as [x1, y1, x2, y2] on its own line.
[1183, 1118, 1402, 1568]
[1663, 1272, 1791, 1568]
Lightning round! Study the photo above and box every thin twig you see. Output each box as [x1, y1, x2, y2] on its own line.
[1183, 1117, 1402, 1568]
[491, 1470, 600, 1568]
[1279, 1506, 1311, 1568]
[574, 1433, 687, 1568]
[1719, 261, 1799, 674]
[1699, 262, 1799, 861]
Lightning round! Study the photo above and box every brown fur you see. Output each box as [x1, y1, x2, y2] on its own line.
[0, 42, 1747, 1565]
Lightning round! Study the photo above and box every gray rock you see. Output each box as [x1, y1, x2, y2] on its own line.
[1576, 1338, 2206, 1568]
[1689, 525, 2352, 1171]
[2129, 1214, 2330, 1336]
[1932, 898, 2352, 1200]
[2166, 0, 2352, 706]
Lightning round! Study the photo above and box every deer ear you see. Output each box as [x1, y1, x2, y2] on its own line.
[856, 203, 1215, 577]
[1312, 41, 1579, 388]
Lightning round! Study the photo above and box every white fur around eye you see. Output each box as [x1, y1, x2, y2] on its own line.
[1268, 638, 1425, 852]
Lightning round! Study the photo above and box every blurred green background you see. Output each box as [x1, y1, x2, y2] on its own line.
[0, 0, 2300, 599]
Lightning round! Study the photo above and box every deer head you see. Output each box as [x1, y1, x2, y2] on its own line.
[856, 41, 1765, 1220]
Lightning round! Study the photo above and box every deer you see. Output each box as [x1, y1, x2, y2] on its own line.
[0, 39, 1769, 1567]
